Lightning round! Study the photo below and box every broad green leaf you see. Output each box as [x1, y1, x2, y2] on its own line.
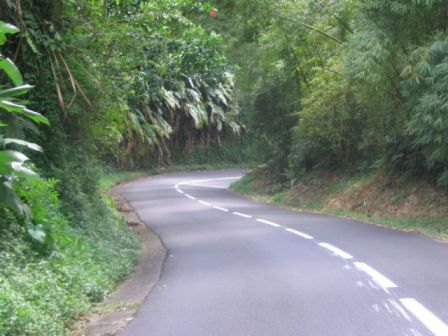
[186, 103, 208, 128]
[0, 100, 50, 125]
[5, 138, 42, 151]
[0, 58, 23, 86]
[0, 84, 33, 98]
[0, 100, 25, 113]
[10, 162, 37, 177]
[0, 180, 30, 217]
[0, 150, 29, 164]
[0, 21, 19, 45]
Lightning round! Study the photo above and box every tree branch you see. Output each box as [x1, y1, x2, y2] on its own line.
[283, 17, 344, 44]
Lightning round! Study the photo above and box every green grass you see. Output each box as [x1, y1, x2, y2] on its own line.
[231, 171, 448, 241]
[99, 169, 146, 193]
[325, 208, 447, 239]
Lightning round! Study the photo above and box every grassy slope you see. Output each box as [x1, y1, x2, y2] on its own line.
[0, 172, 141, 336]
[231, 168, 448, 240]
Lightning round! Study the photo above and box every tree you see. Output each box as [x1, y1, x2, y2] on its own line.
[0, 21, 48, 217]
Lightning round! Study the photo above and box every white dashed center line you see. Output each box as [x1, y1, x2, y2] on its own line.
[213, 206, 229, 212]
[256, 218, 281, 228]
[354, 262, 397, 290]
[233, 212, 252, 218]
[400, 298, 448, 336]
[285, 228, 314, 240]
[319, 243, 353, 260]
[175, 177, 448, 333]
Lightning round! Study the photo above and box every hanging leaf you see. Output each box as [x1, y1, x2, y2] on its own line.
[0, 100, 50, 125]
[161, 88, 180, 111]
[0, 180, 31, 217]
[5, 138, 42, 151]
[0, 84, 34, 98]
[0, 150, 29, 165]
[0, 21, 19, 44]
[0, 58, 23, 86]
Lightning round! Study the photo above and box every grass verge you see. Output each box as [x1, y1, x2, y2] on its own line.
[230, 168, 448, 241]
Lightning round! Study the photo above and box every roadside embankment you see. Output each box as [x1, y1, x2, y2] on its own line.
[231, 168, 448, 241]
[0, 173, 140, 336]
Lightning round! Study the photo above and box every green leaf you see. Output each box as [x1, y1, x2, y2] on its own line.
[0, 84, 34, 98]
[0, 100, 50, 125]
[0, 180, 30, 217]
[0, 21, 19, 45]
[27, 224, 47, 243]
[0, 150, 29, 164]
[0, 58, 23, 86]
[11, 162, 37, 177]
[24, 33, 40, 54]
[5, 138, 42, 151]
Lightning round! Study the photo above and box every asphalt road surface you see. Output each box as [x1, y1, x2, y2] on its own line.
[120, 169, 448, 336]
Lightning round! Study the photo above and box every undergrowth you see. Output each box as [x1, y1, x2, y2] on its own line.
[0, 173, 139, 335]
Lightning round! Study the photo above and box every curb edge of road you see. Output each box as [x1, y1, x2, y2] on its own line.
[74, 177, 167, 336]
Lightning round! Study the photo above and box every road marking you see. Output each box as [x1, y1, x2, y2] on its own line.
[354, 262, 397, 290]
[233, 212, 252, 218]
[285, 228, 313, 240]
[388, 299, 411, 321]
[177, 189, 184, 194]
[198, 200, 212, 207]
[213, 206, 229, 212]
[383, 301, 394, 314]
[367, 279, 379, 290]
[256, 219, 281, 227]
[186, 194, 196, 200]
[407, 328, 423, 336]
[319, 243, 353, 260]
[400, 298, 448, 336]
[177, 176, 242, 187]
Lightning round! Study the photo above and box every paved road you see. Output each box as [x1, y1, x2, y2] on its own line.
[120, 170, 448, 336]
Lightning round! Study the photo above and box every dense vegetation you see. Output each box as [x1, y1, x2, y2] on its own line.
[0, 0, 240, 334]
[207, 0, 448, 186]
[1, 0, 448, 333]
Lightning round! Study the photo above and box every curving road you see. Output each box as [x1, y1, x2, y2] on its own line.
[119, 170, 448, 336]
